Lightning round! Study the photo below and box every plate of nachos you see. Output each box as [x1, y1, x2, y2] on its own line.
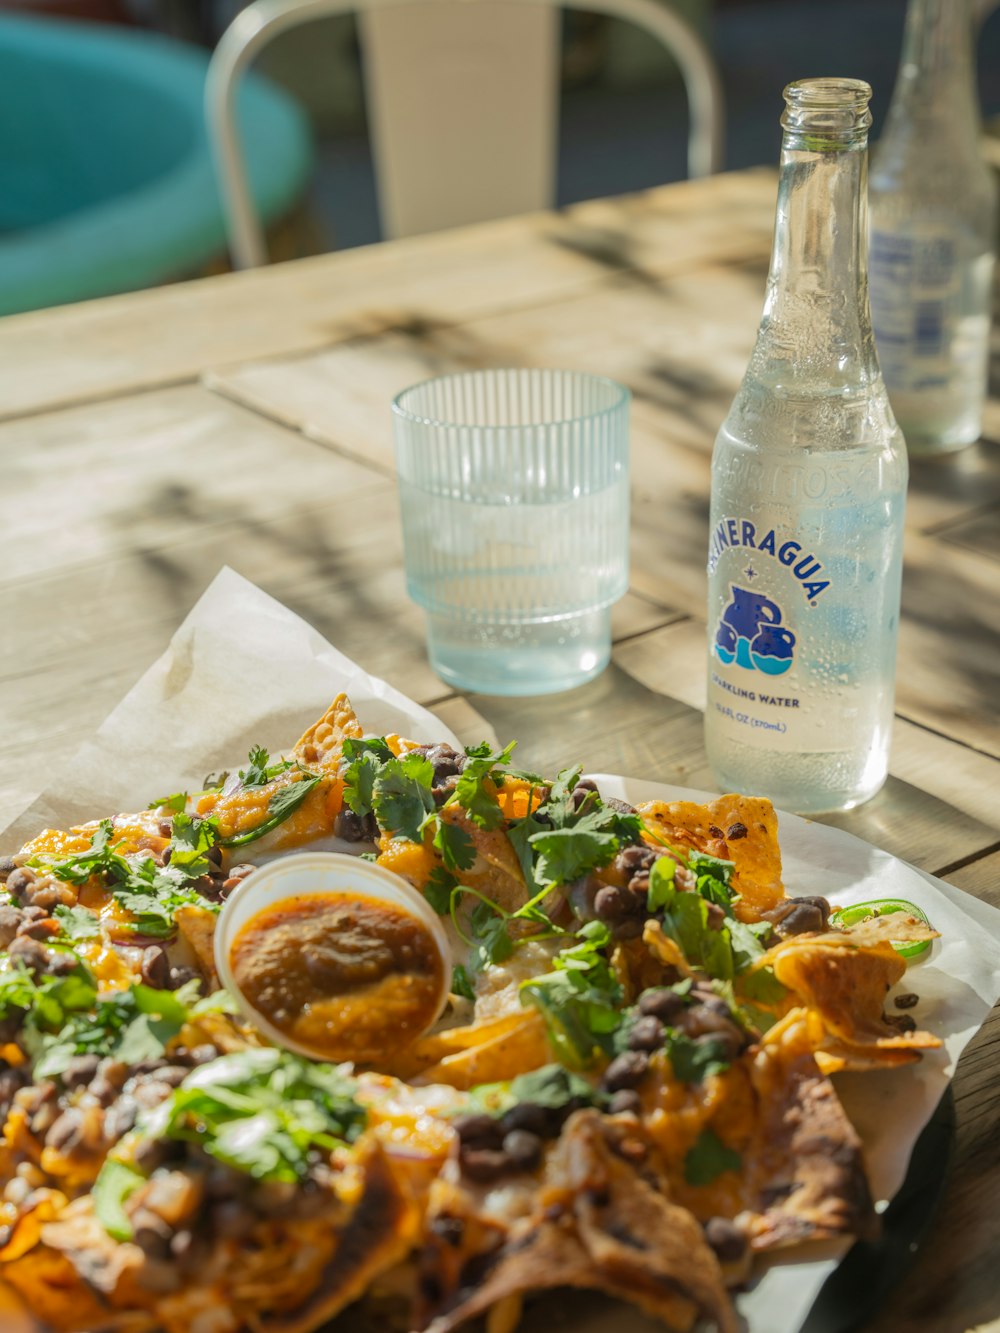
[1, 681, 992, 1333]
[0, 573, 997, 1333]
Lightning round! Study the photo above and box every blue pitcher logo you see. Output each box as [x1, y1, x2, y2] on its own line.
[714, 585, 795, 676]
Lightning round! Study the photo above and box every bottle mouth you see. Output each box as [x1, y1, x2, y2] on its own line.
[781, 77, 873, 145]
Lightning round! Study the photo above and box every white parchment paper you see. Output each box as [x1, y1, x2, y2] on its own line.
[3, 568, 998, 1333]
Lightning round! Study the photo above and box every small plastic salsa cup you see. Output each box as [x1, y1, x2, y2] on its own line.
[213, 851, 452, 1063]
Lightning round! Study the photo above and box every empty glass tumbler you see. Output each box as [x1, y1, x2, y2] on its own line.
[392, 368, 630, 695]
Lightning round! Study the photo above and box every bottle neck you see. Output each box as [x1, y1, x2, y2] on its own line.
[755, 136, 879, 380]
[889, 0, 980, 129]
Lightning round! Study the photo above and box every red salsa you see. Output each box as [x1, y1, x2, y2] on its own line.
[230, 892, 444, 1063]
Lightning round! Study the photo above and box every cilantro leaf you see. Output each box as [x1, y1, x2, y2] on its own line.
[47, 820, 127, 888]
[433, 819, 476, 873]
[148, 792, 187, 814]
[451, 964, 476, 1001]
[528, 823, 620, 888]
[168, 812, 219, 877]
[424, 867, 458, 915]
[469, 899, 513, 969]
[52, 904, 101, 942]
[341, 737, 396, 817]
[508, 1063, 605, 1111]
[519, 921, 623, 1069]
[221, 773, 321, 848]
[683, 1127, 742, 1186]
[372, 753, 436, 842]
[450, 742, 516, 830]
[239, 745, 293, 788]
[663, 1031, 732, 1083]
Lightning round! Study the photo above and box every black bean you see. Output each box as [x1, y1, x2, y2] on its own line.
[16, 916, 59, 942]
[20, 880, 75, 911]
[141, 945, 170, 989]
[601, 1051, 649, 1092]
[725, 823, 748, 841]
[627, 1015, 665, 1052]
[697, 1027, 744, 1062]
[894, 992, 919, 1010]
[90, 1060, 129, 1107]
[574, 778, 599, 794]
[0, 856, 16, 883]
[614, 917, 645, 941]
[0, 905, 23, 947]
[708, 825, 725, 839]
[169, 1229, 195, 1260]
[154, 1066, 189, 1089]
[45, 1109, 86, 1153]
[704, 1216, 747, 1262]
[607, 1089, 642, 1115]
[594, 884, 640, 923]
[628, 869, 651, 897]
[334, 808, 373, 842]
[46, 950, 79, 977]
[212, 1200, 256, 1239]
[499, 1102, 550, 1138]
[133, 1139, 169, 1174]
[20, 906, 48, 923]
[5, 868, 35, 900]
[888, 1012, 917, 1034]
[186, 1044, 220, 1067]
[0, 1066, 27, 1111]
[705, 902, 727, 931]
[502, 1130, 543, 1171]
[451, 1113, 503, 1148]
[103, 1096, 139, 1140]
[15, 1080, 56, 1116]
[459, 1145, 509, 1183]
[167, 966, 200, 992]
[606, 797, 638, 819]
[7, 936, 50, 975]
[638, 988, 686, 1023]
[206, 846, 223, 868]
[617, 845, 657, 875]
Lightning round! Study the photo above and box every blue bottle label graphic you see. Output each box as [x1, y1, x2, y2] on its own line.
[714, 584, 795, 677]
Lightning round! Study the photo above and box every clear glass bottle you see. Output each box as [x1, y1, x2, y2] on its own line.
[705, 79, 907, 816]
[869, 0, 998, 453]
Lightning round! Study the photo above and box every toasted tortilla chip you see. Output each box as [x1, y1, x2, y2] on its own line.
[421, 1110, 736, 1333]
[294, 693, 364, 768]
[173, 905, 219, 988]
[410, 1011, 551, 1089]
[747, 1012, 877, 1250]
[438, 805, 528, 918]
[639, 795, 784, 919]
[2, 1246, 146, 1332]
[766, 930, 940, 1057]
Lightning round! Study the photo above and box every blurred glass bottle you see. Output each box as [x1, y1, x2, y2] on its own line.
[705, 80, 907, 815]
[869, 0, 998, 454]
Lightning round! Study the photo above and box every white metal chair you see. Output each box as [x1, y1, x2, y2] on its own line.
[206, 0, 725, 269]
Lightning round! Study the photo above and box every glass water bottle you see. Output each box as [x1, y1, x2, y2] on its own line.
[869, 0, 998, 453]
[705, 79, 908, 816]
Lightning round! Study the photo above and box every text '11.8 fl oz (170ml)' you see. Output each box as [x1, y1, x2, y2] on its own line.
[705, 78, 907, 816]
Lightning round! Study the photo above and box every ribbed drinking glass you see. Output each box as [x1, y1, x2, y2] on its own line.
[392, 368, 630, 695]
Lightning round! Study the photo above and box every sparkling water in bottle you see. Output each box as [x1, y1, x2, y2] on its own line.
[705, 79, 907, 815]
[869, 0, 998, 453]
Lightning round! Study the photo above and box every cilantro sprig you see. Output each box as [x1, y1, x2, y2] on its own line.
[519, 921, 623, 1069]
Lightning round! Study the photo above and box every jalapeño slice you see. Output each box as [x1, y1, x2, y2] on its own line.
[829, 897, 933, 961]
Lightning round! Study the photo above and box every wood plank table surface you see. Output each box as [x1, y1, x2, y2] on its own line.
[1, 168, 998, 1332]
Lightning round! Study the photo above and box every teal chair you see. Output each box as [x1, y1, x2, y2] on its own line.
[0, 14, 313, 315]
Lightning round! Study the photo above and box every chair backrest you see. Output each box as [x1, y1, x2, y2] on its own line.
[206, 0, 724, 269]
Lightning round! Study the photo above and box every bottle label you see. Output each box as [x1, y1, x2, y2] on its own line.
[706, 515, 840, 753]
[869, 230, 960, 389]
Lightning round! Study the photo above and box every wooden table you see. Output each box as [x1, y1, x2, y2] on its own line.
[1, 168, 998, 1332]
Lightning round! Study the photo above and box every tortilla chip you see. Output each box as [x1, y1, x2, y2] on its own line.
[438, 805, 527, 918]
[767, 937, 940, 1055]
[2, 1247, 143, 1332]
[747, 1013, 877, 1250]
[409, 1011, 551, 1089]
[639, 795, 784, 919]
[422, 1110, 736, 1333]
[294, 694, 364, 768]
[173, 906, 219, 988]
